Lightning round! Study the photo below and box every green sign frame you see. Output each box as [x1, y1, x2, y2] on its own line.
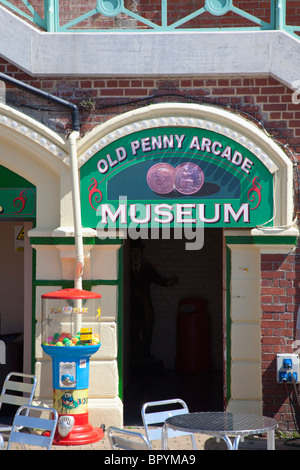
[80, 127, 274, 229]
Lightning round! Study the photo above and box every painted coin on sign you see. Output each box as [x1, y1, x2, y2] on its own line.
[147, 163, 175, 195]
[174, 162, 204, 195]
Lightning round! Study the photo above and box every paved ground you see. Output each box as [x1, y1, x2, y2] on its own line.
[2, 427, 300, 450]
[51, 430, 300, 451]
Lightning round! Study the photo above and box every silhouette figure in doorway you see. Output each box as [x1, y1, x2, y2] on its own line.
[130, 239, 178, 363]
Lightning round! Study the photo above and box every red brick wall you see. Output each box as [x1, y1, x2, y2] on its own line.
[261, 252, 299, 430]
[1, 57, 300, 151]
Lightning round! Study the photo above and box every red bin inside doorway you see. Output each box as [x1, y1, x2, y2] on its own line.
[176, 298, 212, 373]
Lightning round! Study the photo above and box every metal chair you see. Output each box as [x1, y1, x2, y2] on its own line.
[108, 426, 151, 450]
[6, 405, 58, 450]
[0, 372, 37, 432]
[141, 398, 197, 449]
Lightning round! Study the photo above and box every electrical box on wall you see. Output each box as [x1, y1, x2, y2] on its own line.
[277, 354, 300, 383]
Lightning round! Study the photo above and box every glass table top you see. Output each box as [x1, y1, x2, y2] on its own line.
[165, 412, 278, 437]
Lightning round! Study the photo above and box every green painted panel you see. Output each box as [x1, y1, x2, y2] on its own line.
[80, 127, 274, 229]
[0, 165, 36, 218]
[0, 165, 34, 188]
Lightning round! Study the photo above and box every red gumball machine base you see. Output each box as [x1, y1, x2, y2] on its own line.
[53, 412, 104, 446]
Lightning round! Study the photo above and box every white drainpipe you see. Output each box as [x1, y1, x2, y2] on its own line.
[68, 130, 84, 290]
[0, 73, 83, 291]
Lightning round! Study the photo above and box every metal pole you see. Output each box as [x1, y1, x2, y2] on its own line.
[0, 73, 79, 131]
[69, 130, 84, 290]
[275, 0, 285, 30]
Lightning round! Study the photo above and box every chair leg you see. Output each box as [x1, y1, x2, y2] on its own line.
[222, 435, 241, 450]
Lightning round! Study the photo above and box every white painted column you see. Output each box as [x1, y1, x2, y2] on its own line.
[226, 244, 262, 415]
[23, 222, 33, 374]
[33, 241, 123, 428]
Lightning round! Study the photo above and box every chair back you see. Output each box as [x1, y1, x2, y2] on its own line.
[7, 405, 58, 450]
[108, 426, 151, 450]
[141, 398, 197, 449]
[0, 372, 37, 432]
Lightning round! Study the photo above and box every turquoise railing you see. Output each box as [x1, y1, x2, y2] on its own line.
[0, 0, 298, 35]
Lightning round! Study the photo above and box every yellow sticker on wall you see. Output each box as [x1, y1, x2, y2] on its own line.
[15, 225, 24, 252]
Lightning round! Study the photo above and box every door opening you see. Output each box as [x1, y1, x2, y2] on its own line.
[0, 165, 35, 388]
[0, 221, 33, 419]
[123, 228, 224, 425]
[0, 223, 24, 381]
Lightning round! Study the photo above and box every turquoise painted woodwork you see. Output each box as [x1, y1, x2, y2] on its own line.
[0, 0, 298, 36]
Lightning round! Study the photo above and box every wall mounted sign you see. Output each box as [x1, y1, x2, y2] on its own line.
[0, 188, 36, 218]
[80, 124, 275, 229]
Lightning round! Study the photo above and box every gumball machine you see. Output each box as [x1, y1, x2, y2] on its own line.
[41, 288, 104, 445]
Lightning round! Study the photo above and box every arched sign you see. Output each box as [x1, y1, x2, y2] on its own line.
[80, 120, 276, 230]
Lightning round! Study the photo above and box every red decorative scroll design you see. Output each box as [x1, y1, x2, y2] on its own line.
[88, 178, 103, 210]
[13, 190, 27, 214]
[247, 177, 262, 210]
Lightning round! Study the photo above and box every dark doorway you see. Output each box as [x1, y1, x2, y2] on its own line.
[123, 228, 224, 425]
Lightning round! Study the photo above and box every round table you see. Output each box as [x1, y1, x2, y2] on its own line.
[162, 412, 278, 450]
